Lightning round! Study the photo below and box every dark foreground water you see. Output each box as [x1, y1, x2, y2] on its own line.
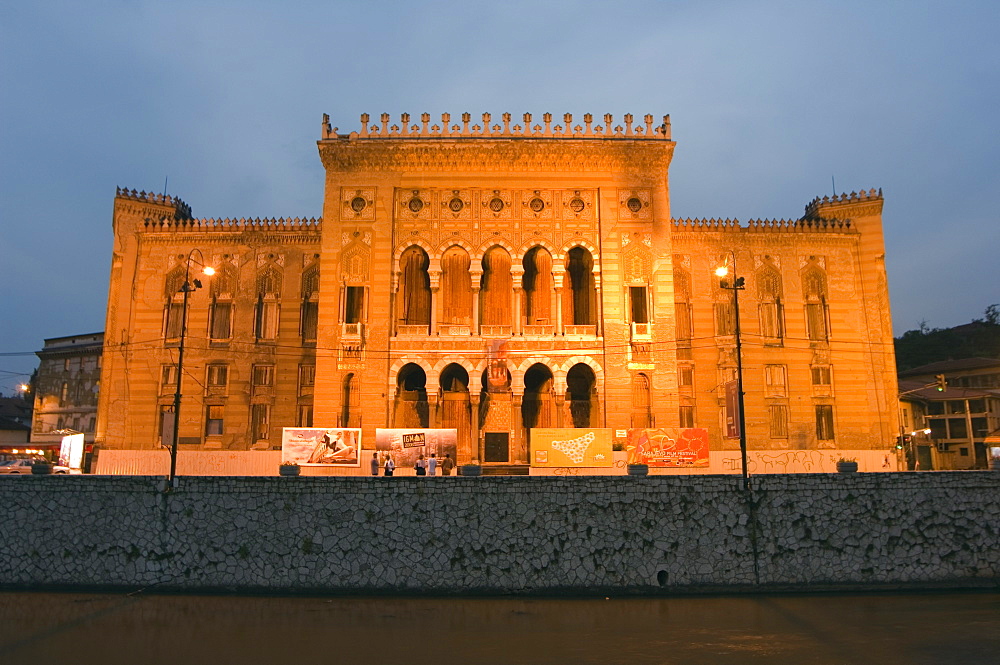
[1, 590, 998, 664]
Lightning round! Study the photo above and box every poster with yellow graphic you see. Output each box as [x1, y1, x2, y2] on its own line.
[627, 428, 709, 467]
[530, 428, 613, 467]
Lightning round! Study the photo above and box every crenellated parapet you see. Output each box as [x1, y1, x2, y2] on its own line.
[671, 218, 742, 231]
[142, 216, 322, 232]
[115, 187, 192, 219]
[322, 112, 672, 141]
[672, 217, 855, 233]
[803, 188, 882, 220]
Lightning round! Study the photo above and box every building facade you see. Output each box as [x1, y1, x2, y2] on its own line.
[96, 112, 899, 468]
[32, 333, 103, 446]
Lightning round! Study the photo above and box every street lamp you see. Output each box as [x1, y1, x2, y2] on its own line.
[168, 249, 214, 485]
[716, 255, 749, 489]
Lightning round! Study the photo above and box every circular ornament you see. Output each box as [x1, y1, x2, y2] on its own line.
[350, 196, 367, 213]
[626, 197, 643, 213]
[529, 197, 545, 213]
[489, 197, 505, 213]
[408, 197, 424, 213]
[569, 197, 585, 213]
[448, 197, 464, 212]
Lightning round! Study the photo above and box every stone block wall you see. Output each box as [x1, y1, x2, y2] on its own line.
[1, 474, 997, 594]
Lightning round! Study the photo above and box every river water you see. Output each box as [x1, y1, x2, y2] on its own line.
[1, 590, 998, 664]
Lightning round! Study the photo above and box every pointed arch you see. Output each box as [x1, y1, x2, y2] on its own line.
[522, 246, 553, 325]
[398, 246, 431, 326]
[481, 246, 512, 326]
[564, 246, 597, 325]
[441, 245, 472, 325]
[756, 261, 784, 342]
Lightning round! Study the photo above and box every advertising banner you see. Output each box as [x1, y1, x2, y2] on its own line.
[530, 428, 613, 467]
[281, 428, 361, 466]
[375, 428, 458, 466]
[59, 433, 85, 470]
[724, 380, 740, 438]
[627, 428, 710, 467]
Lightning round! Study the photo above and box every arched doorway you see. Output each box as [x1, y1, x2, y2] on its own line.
[481, 246, 512, 330]
[522, 247, 553, 326]
[440, 363, 471, 461]
[566, 363, 598, 428]
[480, 363, 512, 463]
[522, 364, 555, 448]
[394, 363, 428, 428]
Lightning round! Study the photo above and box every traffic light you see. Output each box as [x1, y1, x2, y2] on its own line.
[895, 436, 904, 450]
[935, 374, 947, 392]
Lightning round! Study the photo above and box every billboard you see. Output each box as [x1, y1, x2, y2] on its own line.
[530, 428, 613, 467]
[59, 433, 85, 470]
[627, 428, 710, 467]
[375, 428, 458, 466]
[281, 428, 361, 466]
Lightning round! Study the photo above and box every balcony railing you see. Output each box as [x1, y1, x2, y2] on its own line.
[396, 324, 429, 336]
[342, 322, 363, 338]
[631, 322, 651, 340]
[564, 325, 598, 336]
[439, 325, 471, 336]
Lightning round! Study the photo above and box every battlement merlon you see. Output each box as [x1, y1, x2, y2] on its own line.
[114, 186, 193, 220]
[320, 112, 673, 141]
[803, 188, 883, 221]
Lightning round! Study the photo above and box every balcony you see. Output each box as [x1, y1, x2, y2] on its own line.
[439, 325, 471, 336]
[396, 324, 429, 336]
[342, 322, 363, 338]
[631, 322, 651, 340]
[564, 325, 598, 337]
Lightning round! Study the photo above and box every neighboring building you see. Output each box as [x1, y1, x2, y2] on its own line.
[898, 357, 1000, 469]
[0, 397, 32, 448]
[32, 333, 104, 446]
[96, 112, 898, 470]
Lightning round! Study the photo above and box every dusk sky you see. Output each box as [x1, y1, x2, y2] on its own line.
[2, 1, 998, 394]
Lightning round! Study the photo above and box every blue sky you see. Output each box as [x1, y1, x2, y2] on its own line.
[1, 0, 998, 393]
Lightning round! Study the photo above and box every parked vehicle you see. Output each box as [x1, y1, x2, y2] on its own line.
[0, 459, 74, 474]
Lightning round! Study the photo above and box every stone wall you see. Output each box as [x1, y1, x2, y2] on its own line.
[2, 473, 998, 594]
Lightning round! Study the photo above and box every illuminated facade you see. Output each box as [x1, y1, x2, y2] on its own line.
[96, 112, 899, 467]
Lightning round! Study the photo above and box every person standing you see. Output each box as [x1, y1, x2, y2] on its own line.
[415, 454, 427, 476]
[384, 455, 395, 477]
[370, 452, 379, 476]
[428, 453, 438, 476]
[441, 453, 455, 476]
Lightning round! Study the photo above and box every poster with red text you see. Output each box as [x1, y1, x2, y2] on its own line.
[626, 428, 709, 467]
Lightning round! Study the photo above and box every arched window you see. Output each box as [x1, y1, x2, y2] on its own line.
[481, 246, 512, 327]
[162, 266, 186, 341]
[210, 263, 236, 341]
[566, 363, 597, 428]
[255, 266, 282, 341]
[802, 263, 829, 341]
[673, 266, 692, 359]
[441, 246, 472, 325]
[756, 262, 783, 342]
[522, 247, 552, 325]
[300, 265, 319, 342]
[398, 247, 431, 327]
[564, 247, 597, 325]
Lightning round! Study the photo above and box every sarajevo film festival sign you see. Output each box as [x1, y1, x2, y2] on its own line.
[626, 428, 710, 467]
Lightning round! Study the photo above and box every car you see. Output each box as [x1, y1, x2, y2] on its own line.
[0, 459, 74, 474]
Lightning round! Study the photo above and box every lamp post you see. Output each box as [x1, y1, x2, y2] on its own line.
[168, 249, 214, 485]
[716, 255, 749, 489]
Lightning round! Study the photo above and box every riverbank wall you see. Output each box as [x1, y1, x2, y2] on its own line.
[2, 473, 998, 594]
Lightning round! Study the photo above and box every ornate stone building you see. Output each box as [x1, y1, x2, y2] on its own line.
[96, 112, 899, 468]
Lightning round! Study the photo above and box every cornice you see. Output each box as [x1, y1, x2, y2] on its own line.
[317, 140, 675, 175]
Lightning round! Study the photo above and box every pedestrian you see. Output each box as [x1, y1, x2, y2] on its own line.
[415, 454, 427, 476]
[441, 453, 455, 476]
[428, 452, 438, 476]
[370, 452, 379, 476]
[384, 455, 395, 477]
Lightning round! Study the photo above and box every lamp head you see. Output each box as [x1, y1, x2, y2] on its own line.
[202, 266, 216, 276]
[715, 266, 729, 278]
